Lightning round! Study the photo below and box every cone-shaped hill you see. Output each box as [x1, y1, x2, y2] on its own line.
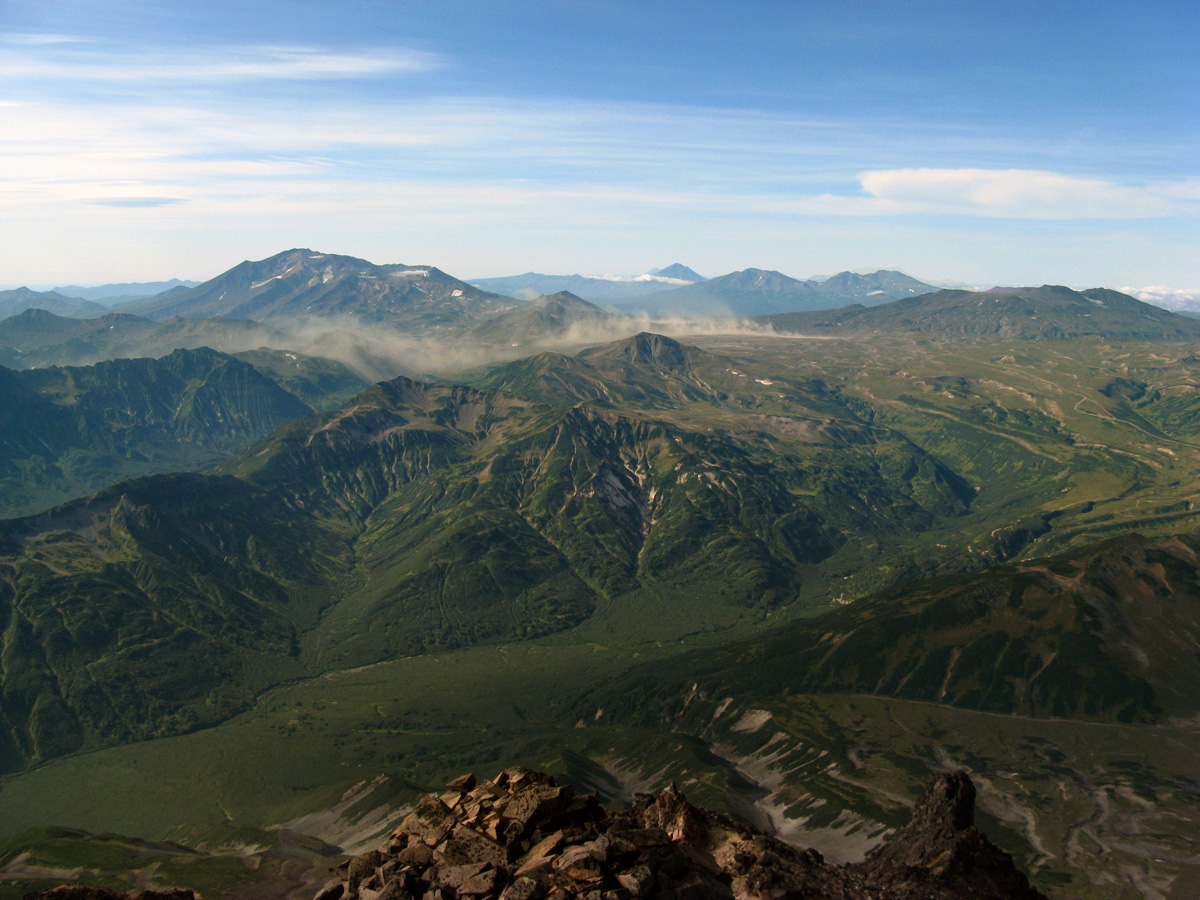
[465, 291, 615, 346]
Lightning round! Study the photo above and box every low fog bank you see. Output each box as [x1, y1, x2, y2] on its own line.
[259, 313, 803, 382]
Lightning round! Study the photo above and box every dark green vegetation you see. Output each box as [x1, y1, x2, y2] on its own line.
[585, 531, 1200, 725]
[0, 308, 291, 369]
[123, 249, 516, 328]
[228, 348, 369, 411]
[763, 285, 1200, 341]
[0, 348, 322, 518]
[5, 298, 1200, 900]
[0, 335, 988, 774]
[0, 346, 368, 519]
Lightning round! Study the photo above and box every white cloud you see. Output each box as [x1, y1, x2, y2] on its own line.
[1, 43, 441, 82]
[856, 168, 1180, 219]
[1, 34, 93, 46]
[1122, 285, 1200, 311]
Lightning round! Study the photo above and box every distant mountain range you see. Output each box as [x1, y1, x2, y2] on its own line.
[52, 279, 201, 304]
[122, 248, 516, 328]
[472, 265, 937, 314]
[0, 288, 108, 320]
[761, 285, 1200, 341]
[464, 291, 615, 347]
[605, 267, 939, 316]
[469, 264, 706, 302]
[0, 308, 292, 369]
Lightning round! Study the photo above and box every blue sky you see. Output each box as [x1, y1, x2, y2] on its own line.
[1, 0, 1196, 291]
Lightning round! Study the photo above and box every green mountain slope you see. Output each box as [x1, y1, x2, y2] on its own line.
[763, 285, 1200, 341]
[0, 338, 985, 773]
[6, 334, 1200, 899]
[584, 529, 1200, 725]
[228, 348, 369, 411]
[0, 348, 314, 517]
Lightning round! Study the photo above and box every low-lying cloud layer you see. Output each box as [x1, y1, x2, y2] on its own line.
[276, 314, 793, 382]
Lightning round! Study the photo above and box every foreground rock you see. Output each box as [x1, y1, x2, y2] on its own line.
[23, 768, 1047, 900]
[321, 767, 1045, 900]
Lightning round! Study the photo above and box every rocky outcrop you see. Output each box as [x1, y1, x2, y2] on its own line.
[317, 767, 1045, 900]
[22, 768, 1047, 900]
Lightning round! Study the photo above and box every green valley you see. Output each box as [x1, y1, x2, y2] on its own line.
[4, 322, 1200, 900]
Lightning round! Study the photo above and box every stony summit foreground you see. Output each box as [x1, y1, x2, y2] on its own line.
[24, 766, 1047, 900]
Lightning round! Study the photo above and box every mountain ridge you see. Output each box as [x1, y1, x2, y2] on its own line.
[122, 249, 517, 327]
[607, 268, 938, 316]
[761, 285, 1200, 341]
[0, 288, 108, 320]
[0, 347, 317, 518]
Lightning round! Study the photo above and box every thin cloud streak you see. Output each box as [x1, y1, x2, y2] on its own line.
[2, 44, 443, 82]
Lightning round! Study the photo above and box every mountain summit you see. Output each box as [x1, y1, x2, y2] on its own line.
[651, 262, 706, 282]
[123, 249, 516, 327]
[466, 291, 613, 346]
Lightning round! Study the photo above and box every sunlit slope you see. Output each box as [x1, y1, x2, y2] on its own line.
[681, 333, 1200, 569]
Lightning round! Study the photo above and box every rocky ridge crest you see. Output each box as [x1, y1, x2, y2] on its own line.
[25, 766, 1046, 900]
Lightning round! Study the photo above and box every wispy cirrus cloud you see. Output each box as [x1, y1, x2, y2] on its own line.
[2, 94, 1196, 226]
[1, 41, 442, 83]
[1, 33, 93, 46]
